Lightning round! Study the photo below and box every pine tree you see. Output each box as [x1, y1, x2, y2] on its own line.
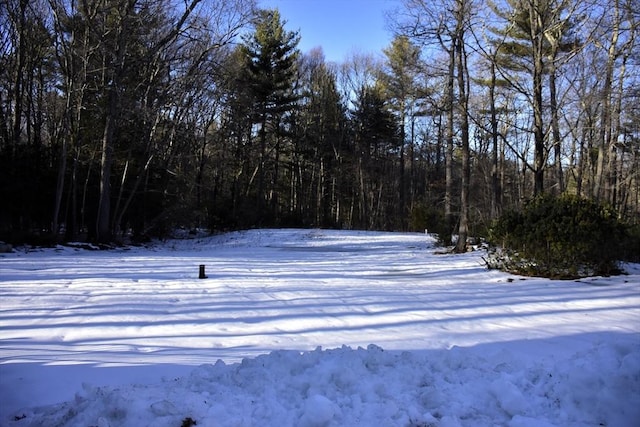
[296, 49, 347, 226]
[489, 0, 582, 195]
[240, 9, 300, 221]
[351, 84, 400, 229]
[381, 35, 426, 226]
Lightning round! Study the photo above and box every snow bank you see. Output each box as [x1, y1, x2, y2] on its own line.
[7, 340, 639, 427]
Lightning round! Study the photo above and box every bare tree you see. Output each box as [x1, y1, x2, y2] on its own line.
[392, 0, 474, 249]
[592, 0, 638, 205]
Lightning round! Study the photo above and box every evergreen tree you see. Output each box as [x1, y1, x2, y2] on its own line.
[240, 9, 300, 221]
[296, 49, 347, 227]
[351, 84, 400, 229]
[381, 35, 426, 226]
[489, 0, 582, 195]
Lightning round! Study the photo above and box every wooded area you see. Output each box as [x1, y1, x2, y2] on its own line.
[1, 0, 638, 245]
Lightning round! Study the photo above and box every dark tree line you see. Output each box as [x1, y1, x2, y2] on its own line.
[1, 0, 638, 245]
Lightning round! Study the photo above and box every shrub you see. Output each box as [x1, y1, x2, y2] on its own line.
[620, 223, 640, 263]
[409, 203, 452, 243]
[488, 194, 628, 278]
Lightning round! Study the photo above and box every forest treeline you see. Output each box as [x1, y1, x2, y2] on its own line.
[1, 0, 638, 246]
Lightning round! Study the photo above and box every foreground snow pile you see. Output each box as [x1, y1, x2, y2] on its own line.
[13, 342, 639, 427]
[1, 229, 638, 426]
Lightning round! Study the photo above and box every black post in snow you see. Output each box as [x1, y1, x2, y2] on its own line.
[199, 264, 207, 279]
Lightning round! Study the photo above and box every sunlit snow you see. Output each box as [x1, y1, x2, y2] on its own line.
[1, 229, 638, 426]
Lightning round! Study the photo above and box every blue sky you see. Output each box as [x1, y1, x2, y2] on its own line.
[258, 0, 399, 63]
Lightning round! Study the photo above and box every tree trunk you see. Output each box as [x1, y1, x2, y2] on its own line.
[96, 87, 117, 242]
[444, 39, 456, 245]
[529, 1, 546, 195]
[399, 108, 406, 229]
[550, 70, 563, 193]
[489, 61, 501, 219]
[52, 122, 67, 238]
[258, 111, 267, 216]
[532, 33, 546, 195]
[10, 0, 28, 154]
[454, 11, 470, 254]
[95, 1, 137, 242]
[594, 0, 621, 201]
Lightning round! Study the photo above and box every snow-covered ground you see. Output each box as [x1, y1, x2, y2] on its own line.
[0, 229, 638, 427]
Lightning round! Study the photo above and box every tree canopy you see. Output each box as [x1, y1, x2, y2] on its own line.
[0, 0, 638, 246]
